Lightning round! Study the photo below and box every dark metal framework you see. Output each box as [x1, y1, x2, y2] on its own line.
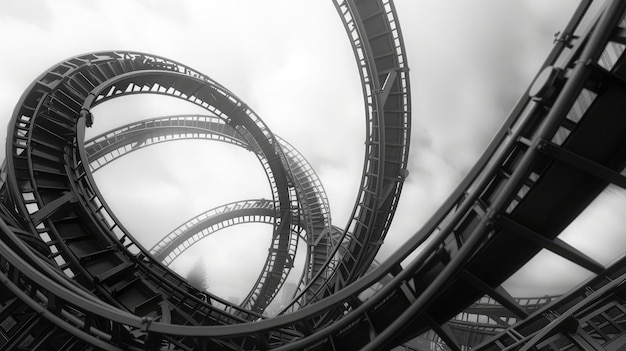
[0, 0, 625, 350]
[83, 114, 337, 310]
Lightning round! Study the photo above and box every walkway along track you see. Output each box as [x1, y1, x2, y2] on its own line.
[0, 0, 626, 350]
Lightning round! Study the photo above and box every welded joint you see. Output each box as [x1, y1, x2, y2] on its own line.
[485, 219, 501, 233]
[79, 109, 94, 128]
[535, 138, 549, 152]
[399, 281, 417, 303]
[140, 316, 153, 333]
[553, 31, 577, 48]
[574, 57, 596, 67]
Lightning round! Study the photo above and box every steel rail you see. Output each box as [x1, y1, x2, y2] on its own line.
[364, 1, 626, 349]
[83, 113, 336, 307]
[4, 51, 293, 323]
[76, 68, 299, 314]
[283, 0, 412, 312]
[148, 200, 294, 265]
[83, 115, 298, 314]
[0, 3, 498, 351]
[1, 1, 626, 350]
[0, 2, 413, 342]
[472, 255, 626, 350]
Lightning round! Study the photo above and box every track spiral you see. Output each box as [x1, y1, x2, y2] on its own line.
[2, 0, 626, 350]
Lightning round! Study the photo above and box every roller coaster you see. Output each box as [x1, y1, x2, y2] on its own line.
[1, 0, 626, 350]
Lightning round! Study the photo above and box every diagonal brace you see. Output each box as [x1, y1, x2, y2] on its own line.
[460, 269, 528, 319]
[538, 139, 626, 189]
[498, 215, 605, 275]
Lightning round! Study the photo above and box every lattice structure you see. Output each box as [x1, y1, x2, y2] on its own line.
[0, 0, 626, 350]
[83, 114, 336, 310]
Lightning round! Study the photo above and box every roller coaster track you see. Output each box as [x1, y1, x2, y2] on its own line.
[7, 46, 304, 315]
[83, 114, 336, 310]
[146, 200, 295, 266]
[396, 295, 558, 350]
[0, 0, 626, 350]
[469, 255, 626, 351]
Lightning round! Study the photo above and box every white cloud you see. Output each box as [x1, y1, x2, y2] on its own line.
[2, 0, 620, 305]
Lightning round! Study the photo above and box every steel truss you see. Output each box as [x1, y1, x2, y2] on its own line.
[83, 114, 337, 310]
[0, 0, 626, 350]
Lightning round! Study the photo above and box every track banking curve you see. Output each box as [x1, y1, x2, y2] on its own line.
[83, 114, 336, 310]
[0, 0, 626, 350]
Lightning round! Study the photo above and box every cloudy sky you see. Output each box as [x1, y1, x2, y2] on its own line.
[2, 0, 624, 303]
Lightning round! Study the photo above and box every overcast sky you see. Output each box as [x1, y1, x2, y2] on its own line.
[2, 0, 625, 303]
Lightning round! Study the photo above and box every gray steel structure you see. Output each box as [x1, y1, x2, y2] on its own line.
[83, 114, 338, 311]
[0, 0, 625, 350]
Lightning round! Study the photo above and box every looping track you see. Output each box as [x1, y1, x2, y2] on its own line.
[83, 113, 336, 311]
[2, 0, 626, 350]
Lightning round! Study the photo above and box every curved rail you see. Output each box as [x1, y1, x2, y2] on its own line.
[401, 295, 557, 350]
[473, 255, 626, 351]
[78, 66, 300, 314]
[148, 199, 291, 265]
[4, 50, 298, 322]
[278, 0, 413, 312]
[84, 114, 336, 307]
[0, 1, 626, 350]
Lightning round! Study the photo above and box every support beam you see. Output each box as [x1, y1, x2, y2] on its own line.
[31, 192, 76, 225]
[610, 27, 626, 45]
[498, 215, 605, 275]
[460, 270, 528, 319]
[538, 139, 626, 189]
[424, 313, 462, 351]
